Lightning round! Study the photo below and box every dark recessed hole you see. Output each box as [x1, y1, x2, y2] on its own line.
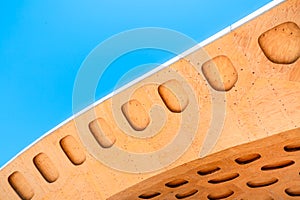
[285, 186, 300, 196]
[208, 173, 239, 184]
[165, 179, 188, 188]
[175, 189, 198, 199]
[197, 166, 220, 176]
[284, 142, 300, 152]
[207, 189, 234, 200]
[261, 160, 295, 171]
[247, 177, 278, 188]
[8, 171, 35, 200]
[235, 153, 261, 165]
[139, 192, 161, 199]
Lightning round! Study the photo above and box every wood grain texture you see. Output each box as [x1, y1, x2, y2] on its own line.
[258, 21, 300, 64]
[202, 55, 238, 91]
[158, 79, 189, 113]
[60, 135, 86, 165]
[89, 118, 116, 148]
[109, 128, 300, 200]
[289, 64, 300, 82]
[8, 171, 34, 200]
[121, 99, 150, 131]
[0, 0, 299, 199]
[33, 153, 59, 183]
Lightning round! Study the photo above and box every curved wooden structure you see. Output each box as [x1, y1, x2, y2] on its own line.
[0, 0, 299, 199]
[109, 128, 300, 199]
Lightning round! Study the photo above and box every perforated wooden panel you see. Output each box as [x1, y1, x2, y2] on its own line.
[109, 128, 300, 199]
[0, 0, 299, 199]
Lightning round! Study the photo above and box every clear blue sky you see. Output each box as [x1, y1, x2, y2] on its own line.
[0, 0, 271, 167]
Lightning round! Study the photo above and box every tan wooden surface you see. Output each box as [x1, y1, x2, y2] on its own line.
[109, 128, 300, 199]
[0, 0, 299, 199]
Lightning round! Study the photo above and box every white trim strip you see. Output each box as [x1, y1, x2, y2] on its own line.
[230, 0, 285, 30]
[0, 0, 285, 170]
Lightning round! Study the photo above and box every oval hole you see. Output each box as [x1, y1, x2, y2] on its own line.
[8, 171, 34, 200]
[284, 142, 300, 152]
[285, 186, 300, 196]
[197, 166, 220, 176]
[202, 55, 238, 91]
[208, 173, 239, 184]
[258, 21, 300, 64]
[33, 153, 59, 183]
[122, 99, 150, 131]
[165, 179, 188, 188]
[235, 153, 261, 165]
[158, 79, 189, 113]
[207, 189, 234, 200]
[139, 192, 161, 199]
[60, 135, 86, 165]
[175, 189, 198, 199]
[247, 177, 278, 188]
[89, 118, 116, 148]
[261, 160, 295, 171]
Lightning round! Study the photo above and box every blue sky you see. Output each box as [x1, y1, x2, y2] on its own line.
[0, 0, 272, 167]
